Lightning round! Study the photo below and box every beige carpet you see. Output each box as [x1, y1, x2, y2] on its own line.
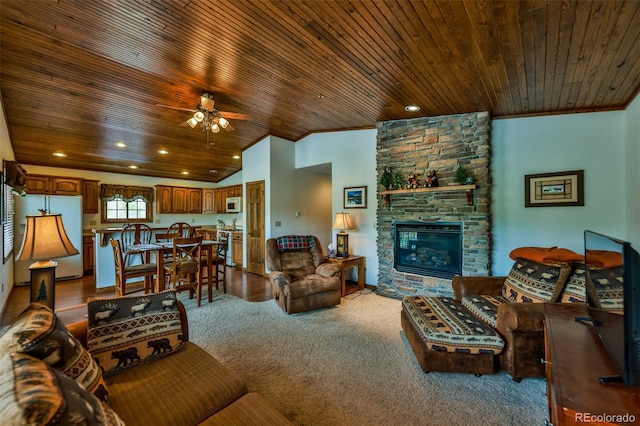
[181, 289, 548, 426]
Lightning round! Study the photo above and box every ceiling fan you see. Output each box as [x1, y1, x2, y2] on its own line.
[157, 93, 251, 147]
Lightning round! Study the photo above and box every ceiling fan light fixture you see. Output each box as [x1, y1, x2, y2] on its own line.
[187, 117, 198, 128]
[194, 111, 205, 122]
[210, 123, 220, 133]
[218, 116, 229, 129]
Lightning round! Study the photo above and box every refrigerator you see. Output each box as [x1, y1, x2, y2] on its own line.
[14, 194, 83, 284]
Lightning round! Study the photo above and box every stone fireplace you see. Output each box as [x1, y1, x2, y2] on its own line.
[376, 112, 491, 299]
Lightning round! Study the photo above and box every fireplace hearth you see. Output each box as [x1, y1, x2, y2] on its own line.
[393, 221, 462, 279]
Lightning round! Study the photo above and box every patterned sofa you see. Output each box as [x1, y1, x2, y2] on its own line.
[0, 290, 292, 425]
[266, 235, 342, 314]
[402, 247, 623, 382]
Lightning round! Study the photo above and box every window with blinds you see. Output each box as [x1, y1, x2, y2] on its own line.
[3, 182, 15, 263]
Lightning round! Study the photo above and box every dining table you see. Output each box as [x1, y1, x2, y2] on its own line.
[127, 239, 221, 302]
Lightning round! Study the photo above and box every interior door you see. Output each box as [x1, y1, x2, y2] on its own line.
[246, 180, 265, 275]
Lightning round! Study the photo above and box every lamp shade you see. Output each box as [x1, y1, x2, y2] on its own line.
[16, 213, 79, 262]
[332, 212, 354, 232]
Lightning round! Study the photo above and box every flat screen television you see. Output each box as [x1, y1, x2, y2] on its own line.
[584, 230, 640, 386]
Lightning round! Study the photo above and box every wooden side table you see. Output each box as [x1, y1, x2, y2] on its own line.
[324, 255, 365, 296]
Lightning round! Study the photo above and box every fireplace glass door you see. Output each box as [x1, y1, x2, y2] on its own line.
[393, 222, 462, 279]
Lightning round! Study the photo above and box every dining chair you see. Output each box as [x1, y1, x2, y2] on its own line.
[120, 223, 153, 266]
[199, 234, 228, 296]
[111, 239, 157, 296]
[164, 236, 204, 306]
[168, 222, 193, 238]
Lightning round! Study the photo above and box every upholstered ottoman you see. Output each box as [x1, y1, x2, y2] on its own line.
[401, 296, 504, 375]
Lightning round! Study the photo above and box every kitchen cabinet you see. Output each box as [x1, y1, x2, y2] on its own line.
[27, 175, 82, 195]
[156, 185, 202, 214]
[214, 185, 242, 213]
[83, 235, 94, 276]
[232, 231, 243, 267]
[82, 180, 99, 214]
[202, 189, 216, 214]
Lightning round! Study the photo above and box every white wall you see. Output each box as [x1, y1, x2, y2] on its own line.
[624, 94, 640, 250]
[296, 129, 378, 285]
[491, 111, 627, 275]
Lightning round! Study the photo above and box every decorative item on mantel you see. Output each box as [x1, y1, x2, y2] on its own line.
[378, 166, 394, 190]
[407, 172, 420, 189]
[425, 170, 438, 187]
[454, 162, 475, 185]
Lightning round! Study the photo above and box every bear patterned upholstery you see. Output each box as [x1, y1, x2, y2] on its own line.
[0, 302, 109, 402]
[87, 290, 184, 377]
[461, 294, 511, 329]
[402, 296, 504, 355]
[502, 258, 572, 303]
[560, 262, 624, 312]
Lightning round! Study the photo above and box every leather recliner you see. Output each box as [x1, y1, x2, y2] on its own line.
[266, 235, 341, 314]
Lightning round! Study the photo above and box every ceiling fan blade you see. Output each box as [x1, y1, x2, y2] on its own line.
[156, 104, 197, 113]
[219, 111, 251, 121]
[224, 122, 235, 132]
[200, 95, 215, 111]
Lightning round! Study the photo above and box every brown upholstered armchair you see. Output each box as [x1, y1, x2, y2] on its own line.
[266, 235, 342, 314]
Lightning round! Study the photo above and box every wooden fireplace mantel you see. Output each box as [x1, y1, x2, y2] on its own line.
[379, 184, 477, 207]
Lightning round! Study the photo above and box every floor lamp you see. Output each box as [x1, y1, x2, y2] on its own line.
[332, 212, 354, 257]
[15, 211, 79, 311]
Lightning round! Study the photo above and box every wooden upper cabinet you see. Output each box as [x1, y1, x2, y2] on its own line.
[27, 174, 82, 195]
[187, 188, 202, 213]
[82, 180, 99, 214]
[202, 189, 216, 214]
[228, 184, 242, 197]
[156, 185, 202, 214]
[172, 187, 187, 213]
[156, 185, 173, 214]
[216, 187, 228, 213]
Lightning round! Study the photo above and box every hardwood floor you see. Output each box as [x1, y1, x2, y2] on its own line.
[1, 266, 272, 327]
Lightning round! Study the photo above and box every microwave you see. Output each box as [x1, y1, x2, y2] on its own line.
[226, 196, 242, 213]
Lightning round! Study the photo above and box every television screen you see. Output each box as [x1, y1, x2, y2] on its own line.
[584, 230, 640, 386]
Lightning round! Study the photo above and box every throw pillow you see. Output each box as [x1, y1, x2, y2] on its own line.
[0, 302, 108, 402]
[0, 352, 124, 425]
[560, 262, 624, 311]
[87, 290, 184, 377]
[502, 258, 572, 303]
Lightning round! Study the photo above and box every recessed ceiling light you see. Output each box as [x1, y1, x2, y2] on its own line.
[209, 169, 218, 174]
[405, 105, 421, 112]
[115, 142, 127, 148]
[232, 155, 241, 160]
[157, 149, 169, 155]
[181, 171, 189, 175]
[52, 152, 66, 157]
[128, 165, 138, 169]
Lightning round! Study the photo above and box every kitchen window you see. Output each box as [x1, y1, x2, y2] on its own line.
[100, 184, 153, 223]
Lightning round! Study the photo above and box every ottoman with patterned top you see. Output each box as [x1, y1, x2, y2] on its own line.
[401, 296, 504, 375]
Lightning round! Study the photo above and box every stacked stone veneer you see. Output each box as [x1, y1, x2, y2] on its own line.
[376, 111, 491, 299]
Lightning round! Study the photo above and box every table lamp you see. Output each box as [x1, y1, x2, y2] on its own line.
[15, 210, 79, 310]
[332, 212, 354, 257]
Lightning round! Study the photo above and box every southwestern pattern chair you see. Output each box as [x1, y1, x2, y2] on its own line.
[266, 235, 342, 314]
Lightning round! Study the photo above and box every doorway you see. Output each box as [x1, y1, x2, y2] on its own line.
[246, 180, 265, 275]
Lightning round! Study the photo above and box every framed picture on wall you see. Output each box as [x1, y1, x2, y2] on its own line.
[344, 186, 367, 209]
[524, 170, 584, 207]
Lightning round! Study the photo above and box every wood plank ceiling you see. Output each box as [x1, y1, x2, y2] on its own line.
[1, 1, 639, 183]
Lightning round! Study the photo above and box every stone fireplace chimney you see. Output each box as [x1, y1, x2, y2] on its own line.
[376, 112, 491, 299]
